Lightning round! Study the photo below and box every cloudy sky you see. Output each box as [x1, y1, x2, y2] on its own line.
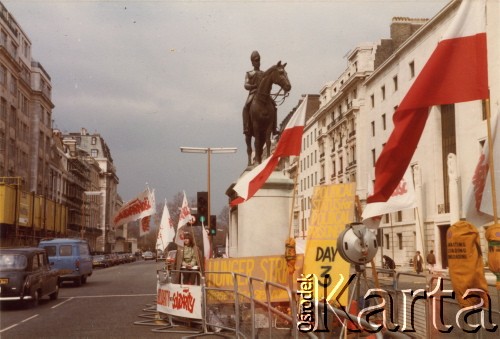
[4, 0, 448, 215]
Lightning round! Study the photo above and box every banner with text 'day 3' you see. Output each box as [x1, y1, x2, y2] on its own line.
[303, 183, 356, 305]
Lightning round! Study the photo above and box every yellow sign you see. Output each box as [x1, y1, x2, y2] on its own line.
[303, 183, 356, 305]
[205, 254, 304, 303]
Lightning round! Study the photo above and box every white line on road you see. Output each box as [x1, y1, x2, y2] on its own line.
[71, 293, 156, 298]
[0, 314, 39, 334]
[51, 296, 74, 309]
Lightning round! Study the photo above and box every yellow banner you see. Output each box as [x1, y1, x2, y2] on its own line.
[205, 254, 303, 303]
[303, 183, 356, 305]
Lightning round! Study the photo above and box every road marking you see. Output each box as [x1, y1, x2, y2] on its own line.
[71, 293, 156, 298]
[51, 296, 74, 309]
[0, 314, 39, 334]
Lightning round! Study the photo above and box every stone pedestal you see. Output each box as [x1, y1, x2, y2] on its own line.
[228, 170, 294, 258]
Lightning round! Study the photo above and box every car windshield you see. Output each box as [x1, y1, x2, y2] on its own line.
[0, 254, 28, 270]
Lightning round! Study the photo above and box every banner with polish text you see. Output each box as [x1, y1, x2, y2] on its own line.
[113, 188, 156, 227]
[157, 283, 202, 319]
[303, 183, 355, 305]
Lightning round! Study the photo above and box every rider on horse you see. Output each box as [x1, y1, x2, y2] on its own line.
[242, 50, 278, 137]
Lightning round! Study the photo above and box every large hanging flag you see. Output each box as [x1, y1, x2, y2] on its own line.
[174, 191, 194, 246]
[231, 97, 307, 205]
[362, 169, 416, 229]
[367, 0, 488, 207]
[465, 111, 499, 226]
[113, 187, 156, 227]
[156, 200, 175, 251]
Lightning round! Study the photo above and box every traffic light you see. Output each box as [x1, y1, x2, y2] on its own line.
[197, 191, 208, 225]
[209, 215, 216, 236]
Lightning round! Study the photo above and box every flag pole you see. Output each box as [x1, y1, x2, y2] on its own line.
[484, 98, 499, 223]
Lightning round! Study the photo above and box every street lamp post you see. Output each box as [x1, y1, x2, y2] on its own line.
[180, 147, 237, 255]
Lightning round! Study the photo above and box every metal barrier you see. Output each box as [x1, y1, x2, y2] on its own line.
[133, 265, 500, 338]
[359, 267, 500, 338]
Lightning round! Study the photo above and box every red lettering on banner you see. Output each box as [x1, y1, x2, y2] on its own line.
[157, 288, 170, 306]
[172, 288, 196, 313]
[113, 197, 152, 224]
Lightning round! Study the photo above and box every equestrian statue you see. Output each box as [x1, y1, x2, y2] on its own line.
[242, 51, 291, 166]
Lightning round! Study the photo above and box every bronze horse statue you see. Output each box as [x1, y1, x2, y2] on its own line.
[246, 61, 291, 166]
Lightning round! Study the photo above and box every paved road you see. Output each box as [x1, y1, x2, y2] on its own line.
[0, 259, 193, 338]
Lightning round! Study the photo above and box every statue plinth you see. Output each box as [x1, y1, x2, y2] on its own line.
[226, 169, 294, 258]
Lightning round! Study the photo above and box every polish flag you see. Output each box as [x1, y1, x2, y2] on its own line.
[368, 0, 488, 206]
[465, 111, 499, 226]
[174, 191, 195, 246]
[230, 97, 307, 205]
[156, 200, 175, 251]
[362, 169, 417, 229]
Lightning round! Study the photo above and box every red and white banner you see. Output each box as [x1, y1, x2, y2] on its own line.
[231, 97, 307, 205]
[113, 188, 156, 227]
[156, 200, 175, 251]
[157, 283, 202, 319]
[367, 0, 488, 207]
[175, 191, 194, 246]
[362, 169, 416, 229]
[140, 215, 151, 236]
[465, 111, 500, 226]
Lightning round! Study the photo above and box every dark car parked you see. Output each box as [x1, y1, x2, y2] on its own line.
[0, 247, 59, 307]
[92, 255, 111, 268]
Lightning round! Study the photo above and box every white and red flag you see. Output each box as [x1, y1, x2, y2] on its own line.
[362, 169, 416, 229]
[231, 97, 307, 205]
[174, 191, 195, 246]
[113, 187, 156, 227]
[465, 111, 499, 226]
[367, 0, 488, 207]
[140, 215, 151, 236]
[156, 200, 175, 251]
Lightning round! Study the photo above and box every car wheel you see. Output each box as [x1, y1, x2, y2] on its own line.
[81, 275, 87, 284]
[30, 290, 40, 307]
[75, 277, 82, 286]
[49, 285, 59, 300]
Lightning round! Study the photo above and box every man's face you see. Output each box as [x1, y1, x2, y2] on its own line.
[251, 56, 260, 69]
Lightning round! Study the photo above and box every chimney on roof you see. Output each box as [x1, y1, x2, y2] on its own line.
[390, 17, 428, 50]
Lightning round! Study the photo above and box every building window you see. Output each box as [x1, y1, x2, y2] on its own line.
[397, 233, 403, 250]
[482, 100, 487, 120]
[91, 149, 98, 157]
[382, 114, 386, 130]
[371, 121, 375, 136]
[393, 75, 398, 92]
[0, 65, 6, 86]
[91, 137, 97, 145]
[385, 234, 390, 250]
[409, 61, 415, 78]
[396, 211, 402, 222]
[381, 85, 386, 100]
[371, 149, 376, 166]
[370, 94, 375, 108]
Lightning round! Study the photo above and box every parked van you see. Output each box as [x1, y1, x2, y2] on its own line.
[38, 238, 93, 286]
